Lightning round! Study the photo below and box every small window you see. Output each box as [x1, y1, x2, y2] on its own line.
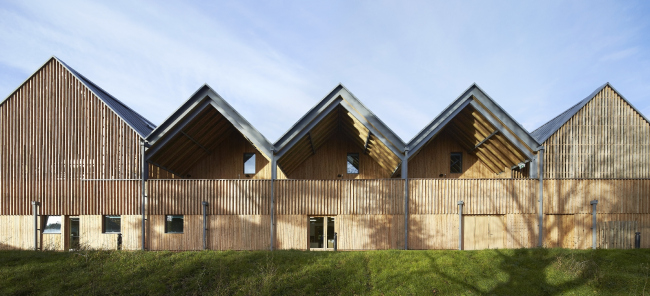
[165, 215, 184, 233]
[450, 152, 462, 174]
[347, 153, 359, 174]
[243, 153, 256, 175]
[103, 215, 121, 233]
[43, 216, 62, 234]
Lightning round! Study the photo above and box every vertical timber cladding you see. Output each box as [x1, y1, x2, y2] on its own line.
[543, 85, 650, 179]
[274, 179, 405, 250]
[543, 179, 650, 249]
[0, 58, 144, 216]
[147, 180, 272, 251]
[408, 179, 538, 249]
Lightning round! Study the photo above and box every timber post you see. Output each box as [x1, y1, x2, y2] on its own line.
[31, 201, 40, 251]
[202, 201, 209, 250]
[591, 200, 598, 249]
[458, 200, 464, 250]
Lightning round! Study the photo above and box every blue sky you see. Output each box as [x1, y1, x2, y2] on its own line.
[1, 0, 649, 142]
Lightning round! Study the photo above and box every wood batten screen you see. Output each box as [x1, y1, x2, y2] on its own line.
[543, 86, 650, 179]
[441, 105, 529, 174]
[277, 106, 401, 176]
[409, 179, 538, 214]
[275, 179, 405, 215]
[82, 180, 141, 215]
[0, 59, 144, 216]
[147, 105, 242, 178]
[147, 180, 272, 215]
[544, 179, 650, 214]
[275, 179, 405, 250]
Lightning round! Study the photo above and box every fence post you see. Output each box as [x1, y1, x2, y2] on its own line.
[202, 201, 209, 250]
[458, 201, 464, 250]
[32, 201, 40, 251]
[590, 200, 598, 249]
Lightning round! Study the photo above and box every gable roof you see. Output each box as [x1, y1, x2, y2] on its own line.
[56, 57, 156, 137]
[273, 84, 406, 175]
[531, 82, 650, 143]
[1, 57, 156, 137]
[146, 84, 274, 161]
[408, 83, 540, 162]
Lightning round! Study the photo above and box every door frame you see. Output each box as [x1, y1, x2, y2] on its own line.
[308, 216, 335, 251]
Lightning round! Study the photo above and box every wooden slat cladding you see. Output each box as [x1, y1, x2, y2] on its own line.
[0, 59, 144, 216]
[409, 179, 538, 215]
[408, 214, 459, 249]
[147, 180, 272, 215]
[82, 181, 140, 215]
[337, 214, 404, 250]
[408, 132, 510, 179]
[147, 215, 270, 251]
[544, 213, 650, 249]
[80, 215, 142, 250]
[279, 106, 401, 177]
[0, 215, 38, 250]
[275, 179, 405, 215]
[543, 85, 650, 179]
[544, 179, 650, 214]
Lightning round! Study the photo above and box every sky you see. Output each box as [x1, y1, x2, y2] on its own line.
[1, 0, 649, 143]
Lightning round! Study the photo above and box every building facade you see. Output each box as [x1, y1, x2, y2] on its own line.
[1, 58, 648, 251]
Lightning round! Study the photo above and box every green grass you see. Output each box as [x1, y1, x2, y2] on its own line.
[1, 248, 649, 295]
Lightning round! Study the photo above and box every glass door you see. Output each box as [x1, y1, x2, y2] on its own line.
[69, 217, 80, 251]
[309, 216, 335, 250]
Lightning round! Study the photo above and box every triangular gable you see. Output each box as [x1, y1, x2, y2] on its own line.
[145, 84, 274, 176]
[531, 82, 650, 143]
[1, 57, 156, 138]
[274, 84, 405, 175]
[407, 84, 540, 173]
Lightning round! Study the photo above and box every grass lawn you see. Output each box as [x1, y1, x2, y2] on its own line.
[1, 248, 649, 295]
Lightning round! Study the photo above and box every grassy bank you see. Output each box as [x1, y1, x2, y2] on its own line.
[1, 248, 649, 295]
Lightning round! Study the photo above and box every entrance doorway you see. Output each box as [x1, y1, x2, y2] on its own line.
[309, 216, 335, 250]
[69, 217, 80, 251]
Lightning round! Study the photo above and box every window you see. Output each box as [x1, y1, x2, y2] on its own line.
[165, 215, 184, 233]
[450, 152, 462, 174]
[347, 153, 359, 174]
[43, 216, 62, 234]
[243, 153, 256, 175]
[103, 215, 121, 233]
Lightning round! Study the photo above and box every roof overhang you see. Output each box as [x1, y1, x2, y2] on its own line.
[145, 85, 273, 177]
[274, 84, 405, 176]
[407, 84, 541, 174]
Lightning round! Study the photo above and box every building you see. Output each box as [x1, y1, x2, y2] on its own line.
[1, 57, 648, 251]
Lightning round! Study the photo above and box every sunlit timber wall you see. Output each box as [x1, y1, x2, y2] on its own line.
[147, 180, 272, 251]
[539, 86, 650, 249]
[275, 179, 405, 250]
[408, 179, 539, 250]
[543, 179, 650, 249]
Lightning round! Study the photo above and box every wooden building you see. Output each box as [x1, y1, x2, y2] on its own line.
[0, 57, 155, 251]
[1, 58, 648, 251]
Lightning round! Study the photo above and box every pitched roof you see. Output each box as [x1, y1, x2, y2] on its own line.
[530, 83, 650, 143]
[273, 84, 406, 175]
[55, 57, 156, 137]
[407, 83, 540, 160]
[1, 57, 156, 138]
[146, 84, 274, 160]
